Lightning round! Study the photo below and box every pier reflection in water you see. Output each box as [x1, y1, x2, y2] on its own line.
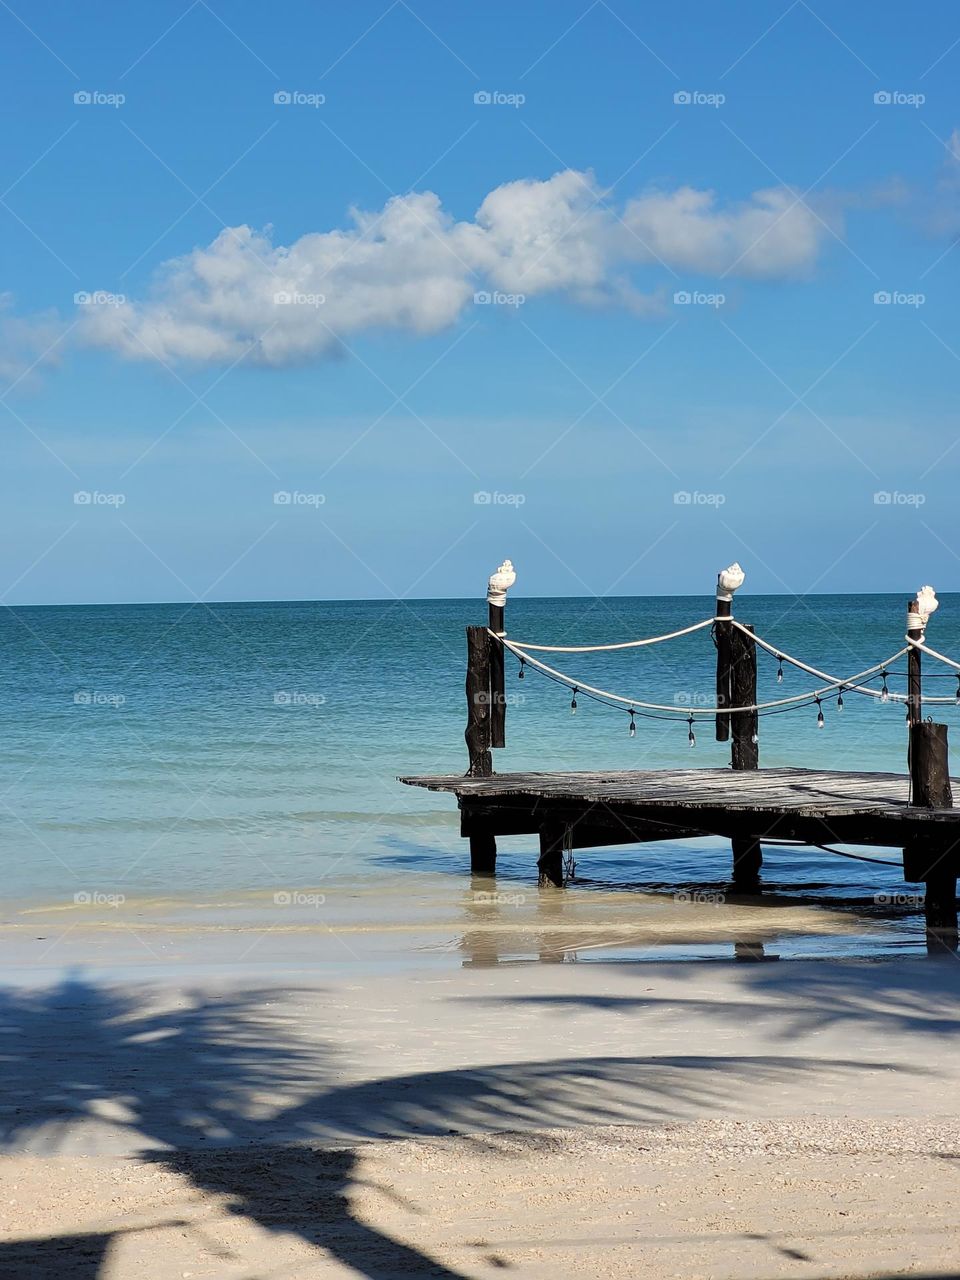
[453, 875, 886, 967]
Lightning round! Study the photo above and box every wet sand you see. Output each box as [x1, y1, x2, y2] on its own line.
[0, 871, 918, 981]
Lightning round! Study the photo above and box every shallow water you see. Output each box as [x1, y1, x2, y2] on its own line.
[1, 593, 956, 961]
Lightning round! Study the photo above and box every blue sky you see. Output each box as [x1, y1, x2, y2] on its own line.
[2, 0, 959, 604]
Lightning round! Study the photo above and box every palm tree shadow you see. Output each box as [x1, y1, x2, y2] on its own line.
[0, 971, 918, 1278]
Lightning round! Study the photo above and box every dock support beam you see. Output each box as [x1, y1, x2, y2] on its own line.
[469, 831, 497, 875]
[538, 827, 565, 887]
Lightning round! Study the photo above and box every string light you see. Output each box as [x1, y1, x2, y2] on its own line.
[628, 709, 636, 737]
[570, 686, 578, 714]
[815, 696, 825, 728]
[880, 671, 889, 702]
[837, 686, 844, 712]
[776, 656, 784, 683]
[687, 715, 696, 748]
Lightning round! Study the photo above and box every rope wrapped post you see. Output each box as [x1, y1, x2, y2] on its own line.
[487, 559, 515, 749]
[714, 563, 761, 889]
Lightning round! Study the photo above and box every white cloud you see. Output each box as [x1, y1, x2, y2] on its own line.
[81, 169, 834, 368]
[621, 186, 827, 278]
[0, 293, 68, 390]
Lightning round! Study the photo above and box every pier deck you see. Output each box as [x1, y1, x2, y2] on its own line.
[400, 767, 960, 887]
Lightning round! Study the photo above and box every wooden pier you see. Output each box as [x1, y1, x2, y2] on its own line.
[400, 563, 960, 945]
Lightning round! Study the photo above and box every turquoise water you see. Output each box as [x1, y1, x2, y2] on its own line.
[2, 593, 958, 947]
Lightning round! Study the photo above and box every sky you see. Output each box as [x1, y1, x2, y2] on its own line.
[2, 0, 959, 604]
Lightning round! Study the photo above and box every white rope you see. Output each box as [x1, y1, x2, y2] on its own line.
[502, 616, 717, 653]
[726, 621, 921, 702]
[496, 634, 922, 716]
[907, 636, 960, 673]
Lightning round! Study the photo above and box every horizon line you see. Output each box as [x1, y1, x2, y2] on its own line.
[0, 589, 948, 611]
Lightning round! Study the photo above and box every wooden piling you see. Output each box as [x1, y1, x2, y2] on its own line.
[716, 579, 760, 889]
[729, 623, 759, 771]
[469, 830, 497, 875]
[906, 598, 922, 729]
[489, 599, 506, 749]
[714, 597, 732, 743]
[537, 826, 565, 887]
[465, 624, 493, 778]
[910, 721, 953, 808]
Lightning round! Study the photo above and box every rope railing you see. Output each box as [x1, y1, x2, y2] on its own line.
[501, 617, 717, 653]
[494, 632, 927, 718]
[907, 636, 960, 674]
[465, 562, 960, 782]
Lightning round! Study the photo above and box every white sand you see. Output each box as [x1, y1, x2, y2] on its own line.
[1, 942, 959, 1276]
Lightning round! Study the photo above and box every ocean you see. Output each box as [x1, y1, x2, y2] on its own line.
[3, 593, 958, 963]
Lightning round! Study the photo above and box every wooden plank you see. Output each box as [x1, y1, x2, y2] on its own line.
[399, 767, 960, 827]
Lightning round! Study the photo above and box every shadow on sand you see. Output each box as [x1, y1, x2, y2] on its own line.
[0, 970, 910, 1278]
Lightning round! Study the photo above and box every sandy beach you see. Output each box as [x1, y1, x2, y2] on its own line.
[1, 925, 959, 1278]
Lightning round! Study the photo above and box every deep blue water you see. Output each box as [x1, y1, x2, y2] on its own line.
[1, 593, 958, 933]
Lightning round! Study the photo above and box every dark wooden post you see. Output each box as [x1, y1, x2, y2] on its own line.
[489, 597, 505, 748]
[487, 560, 515, 749]
[730, 624, 759, 772]
[906, 598, 922, 730]
[538, 826, 566, 888]
[465, 624, 496, 873]
[715, 593, 732, 744]
[465, 624, 492, 779]
[714, 565, 762, 890]
[903, 594, 956, 943]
